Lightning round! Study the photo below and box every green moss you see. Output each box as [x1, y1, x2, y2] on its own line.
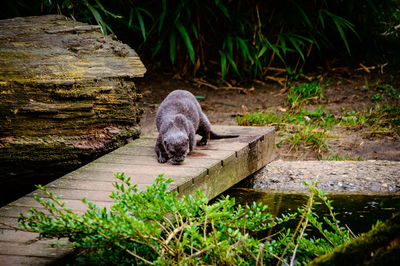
[310, 211, 400, 265]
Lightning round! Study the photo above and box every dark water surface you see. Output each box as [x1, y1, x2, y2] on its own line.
[223, 188, 400, 234]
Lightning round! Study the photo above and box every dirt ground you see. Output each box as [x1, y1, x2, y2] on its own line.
[135, 70, 400, 162]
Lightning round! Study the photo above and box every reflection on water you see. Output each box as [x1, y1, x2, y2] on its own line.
[222, 188, 400, 234]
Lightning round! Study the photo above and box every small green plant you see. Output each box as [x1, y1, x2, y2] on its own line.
[339, 109, 368, 127]
[299, 107, 337, 127]
[18, 174, 355, 265]
[323, 153, 362, 161]
[361, 85, 369, 91]
[235, 107, 336, 128]
[278, 124, 329, 154]
[377, 83, 400, 100]
[236, 107, 335, 156]
[235, 110, 280, 126]
[340, 105, 400, 135]
[372, 93, 383, 102]
[287, 81, 323, 109]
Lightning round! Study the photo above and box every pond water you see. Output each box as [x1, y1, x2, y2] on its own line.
[223, 187, 400, 234]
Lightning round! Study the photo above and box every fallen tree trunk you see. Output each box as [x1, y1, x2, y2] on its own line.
[0, 15, 146, 205]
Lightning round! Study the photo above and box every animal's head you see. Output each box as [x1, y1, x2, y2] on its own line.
[163, 133, 189, 164]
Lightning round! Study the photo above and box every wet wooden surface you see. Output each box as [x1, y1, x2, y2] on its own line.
[0, 125, 275, 265]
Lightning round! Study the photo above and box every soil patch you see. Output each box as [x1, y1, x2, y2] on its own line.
[135, 71, 400, 161]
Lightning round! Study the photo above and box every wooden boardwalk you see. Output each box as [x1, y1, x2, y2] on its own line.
[0, 125, 274, 265]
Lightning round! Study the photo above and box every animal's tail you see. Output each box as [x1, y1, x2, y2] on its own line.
[210, 130, 239, 139]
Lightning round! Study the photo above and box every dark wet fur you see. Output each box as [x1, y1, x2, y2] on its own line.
[155, 90, 239, 163]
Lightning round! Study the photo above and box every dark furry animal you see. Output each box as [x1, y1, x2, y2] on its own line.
[155, 90, 239, 164]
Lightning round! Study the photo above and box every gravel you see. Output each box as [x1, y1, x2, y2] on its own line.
[250, 160, 400, 194]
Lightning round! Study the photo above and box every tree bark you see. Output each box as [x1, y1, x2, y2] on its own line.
[0, 15, 146, 205]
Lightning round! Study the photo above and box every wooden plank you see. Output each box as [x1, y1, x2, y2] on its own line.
[9, 196, 114, 212]
[26, 188, 122, 203]
[177, 127, 275, 199]
[80, 162, 207, 180]
[0, 255, 56, 266]
[0, 125, 275, 265]
[0, 229, 40, 243]
[0, 240, 72, 257]
[95, 154, 222, 168]
[0, 217, 19, 229]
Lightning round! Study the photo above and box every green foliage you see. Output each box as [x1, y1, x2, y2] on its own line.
[236, 107, 335, 128]
[277, 125, 329, 154]
[339, 105, 400, 135]
[236, 106, 332, 156]
[376, 83, 400, 101]
[236, 77, 399, 157]
[5, 0, 399, 80]
[19, 173, 355, 265]
[323, 153, 361, 161]
[236, 110, 280, 127]
[287, 81, 324, 110]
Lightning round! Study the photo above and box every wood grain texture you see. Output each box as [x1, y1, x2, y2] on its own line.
[0, 15, 146, 203]
[0, 125, 275, 264]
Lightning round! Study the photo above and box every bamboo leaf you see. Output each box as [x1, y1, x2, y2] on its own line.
[335, 21, 351, 55]
[137, 7, 153, 19]
[226, 35, 233, 55]
[318, 10, 325, 29]
[266, 39, 285, 64]
[191, 22, 198, 39]
[323, 10, 354, 54]
[294, 2, 313, 28]
[128, 8, 134, 28]
[152, 39, 163, 58]
[170, 32, 176, 64]
[279, 34, 288, 56]
[227, 54, 241, 77]
[257, 45, 268, 59]
[135, 8, 146, 41]
[236, 37, 250, 61]
[292, 33, 314, 44]
[86, 3, 110, 34]
[93, 0, 122, 19]
[215, 0, 230, 18]
[158, 0, 167, 33]
[221, 52, 227, 79]
[176, 22, 195, 63]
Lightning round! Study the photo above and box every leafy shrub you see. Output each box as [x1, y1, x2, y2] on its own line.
[4, 0, 400, 80]
[19, 173, 355, 265]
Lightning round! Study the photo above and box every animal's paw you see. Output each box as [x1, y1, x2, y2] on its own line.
[197, 140, 208, 146]
[158, 155, 167, 163]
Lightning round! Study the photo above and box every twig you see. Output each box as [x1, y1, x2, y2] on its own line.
[345, 224, 357, 239]
[290, 201, 312, 266]
[193, 78, 248, 91]
[277, 181, 316, 266]
[266, 248, 289, 266]
[256, 242, 264, 266]
[165, 223, 190, 245]
[242, 245, 258, 261]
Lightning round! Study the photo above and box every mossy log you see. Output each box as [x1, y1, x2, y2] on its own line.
[0, 15, 146, 204]
[310, 211, 400, 265]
